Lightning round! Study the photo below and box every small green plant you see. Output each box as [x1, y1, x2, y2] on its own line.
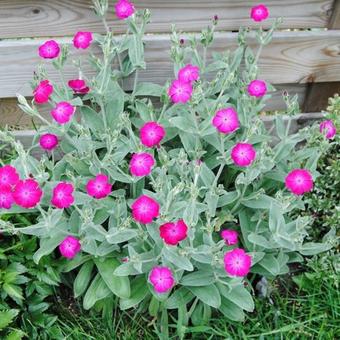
[0, 232, 62, 339]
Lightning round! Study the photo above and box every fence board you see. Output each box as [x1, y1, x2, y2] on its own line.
[0, 30, 339, 99]
[0, 0, 333, 38]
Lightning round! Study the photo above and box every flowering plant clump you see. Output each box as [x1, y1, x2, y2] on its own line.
[0, 1, 335, 332]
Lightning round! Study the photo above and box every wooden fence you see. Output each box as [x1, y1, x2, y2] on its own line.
[0, 0, 340, 135]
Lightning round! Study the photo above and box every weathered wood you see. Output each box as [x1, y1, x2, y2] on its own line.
[4, 112, 324, 153]
[0, 98, 51, 128]
[0, 0, 332, 38]
[301, 0, 340, 112]
[328, 0, 340, 28]
[0, 30, 339, 99]
[303, 81, 340, 112]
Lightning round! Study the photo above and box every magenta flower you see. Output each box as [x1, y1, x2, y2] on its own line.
[73, 32, 93, 49]
[212, 108, 240, 134]
[129, 153, 155, 177]
[221, 229, 238, 246]
[86, 174, 112, 199]
[320, 120, 336, 139]
[33, 80, 54, 104]
[51, 182, 74, 209]
[0, 185, 14, 209]
[50, 102, 76, 125]
[224, 248, 252, 277]
[168, 80, 193, 104]
[285, 169, 313, 195]
[68, 79, 90, 94]
[115, 0, 135, 19]
[0, 165, 20, 187]
[38, 40, 60, 59]
[149, 266, 175, 293]
[247, 80, 267, 97]
[231, 143, 256, 167]
[159, 219, 188, 246]
[59, 236, 81, 259]
[131, 195, 160, 224]
[178, 64, 200, 84]
[250, 4, 269, 22]
[39, 133, 58, 151]
[13, 179, 43, 209]
[140, 121, 166, 148]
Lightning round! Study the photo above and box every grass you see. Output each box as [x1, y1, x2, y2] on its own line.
[46, 260, 339, 340]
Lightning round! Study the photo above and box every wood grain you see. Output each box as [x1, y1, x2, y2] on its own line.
[0, 30, 339, 98]
[328, 0, 340, 28]
[0, 0, 333, 38]
[0, 98, 51, 128]
[302, 0, 340, 111]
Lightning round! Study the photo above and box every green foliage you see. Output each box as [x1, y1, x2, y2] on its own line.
[0, 228, 62, 339]
[0, 2, 334, 333]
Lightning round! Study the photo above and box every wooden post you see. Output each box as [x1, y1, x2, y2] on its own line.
[303, 0, 340, 112]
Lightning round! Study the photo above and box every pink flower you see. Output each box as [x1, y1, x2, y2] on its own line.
[250, 4, 269, 22]
[38, 40, 60, 59]
[129, 153, 155, 177]
[86, 174, 112, 199]
[115, 0, 135, 19]
[13, 179, 43, 208]
[149, 266, 175, 293]
[131, 195, 160, 224]
[59, 236, 81, 259]
[0, 185, 14, 209]
[68, 79, 90, 94]
[285, 169, 313, 195]
[73, 32, 93, 49]
[159, 219, 188, 245]
[221, 229, 238, 246]
[212, 108, 240, 134]
[140, 121, 166, 148]
[0, 165, 20, 187]
[247, 80, 267, 97]
[178, 64, 200, 83]
[50, 102, 76, 124]
[51, 182, 74, 209]
[231, 143, 256, 167]
[320, 120, 336, 139]
[224, 248, 252, 277]
[33, 80, 54, 104]
[168, 80, 193, 104]
[39, 133, 58, 151]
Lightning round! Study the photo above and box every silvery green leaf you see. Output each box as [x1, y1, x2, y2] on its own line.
[133, 82, 163, 97]
[106, 228, 138, 244]
[188, 284, 221, 308]
[248, 233, 272, 249]
[181, 271, 215, 286]
[299, 242, 332, 256]
[162, 247, 193, 272]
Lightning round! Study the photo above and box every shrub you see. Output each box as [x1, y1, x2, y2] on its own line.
[0, 232, 62, 339]
[0, 0, 335, 334]
[295, 97, 339, 239]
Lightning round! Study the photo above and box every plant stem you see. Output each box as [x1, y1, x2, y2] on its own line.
[101, 15, 110, 34]
[58, 69, 70, 100]
[285, 116, 292, 137]
[98, 97, 108, 131]
[157, 103, 168, 123]
[132, 68, 139, 96]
